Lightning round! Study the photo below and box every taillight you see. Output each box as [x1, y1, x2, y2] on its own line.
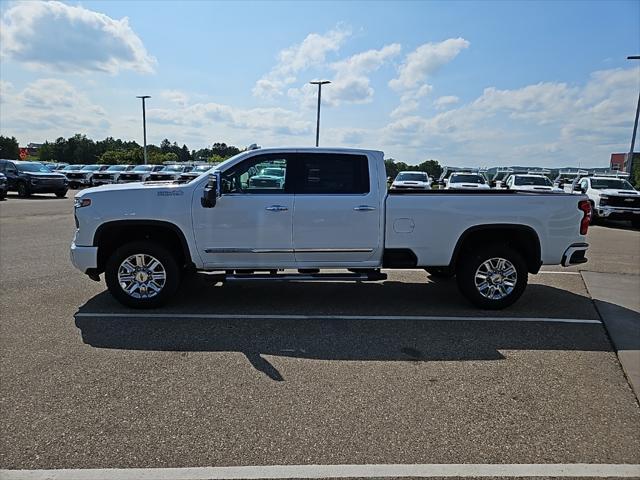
[578, 200, 591, 235]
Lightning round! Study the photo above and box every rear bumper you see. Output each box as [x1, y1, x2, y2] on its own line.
[561, 242, 589, 267]
[70, 242, 98, 273]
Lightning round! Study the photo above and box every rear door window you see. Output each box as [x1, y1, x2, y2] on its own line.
[293, 153, 369, 194]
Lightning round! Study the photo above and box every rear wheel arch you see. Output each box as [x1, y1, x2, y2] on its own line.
[94, 220, 193, 273]
[449, 224, 542, 274]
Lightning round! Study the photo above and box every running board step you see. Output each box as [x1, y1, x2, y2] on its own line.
[209, 271, 387, 283]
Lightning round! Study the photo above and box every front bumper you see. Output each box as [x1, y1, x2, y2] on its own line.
[67, 177, 91, 186]
[29, 181, 68, 192]
[561, 243, 589, 267]
[70, 242, 98, 273]
[597, 206, 640, 219]
[92, 178, 115, 186]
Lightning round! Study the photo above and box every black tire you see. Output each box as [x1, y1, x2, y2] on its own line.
[425, 267, 454, 279]
[55, 189, 68, 198]
[456, 244, 528, 310]
[632, 218, 640, 229]
[17, 182, 30, 197]
[0, 190, 6, 200]
[105, 241, 181, 308]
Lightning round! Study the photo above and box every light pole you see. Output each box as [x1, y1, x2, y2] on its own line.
[626, 56, 639, 176]
[309, 80, 330, 147]
[136, 95, 151, 164]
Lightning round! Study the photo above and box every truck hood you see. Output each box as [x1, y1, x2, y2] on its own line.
[393, 180, 428, 186]
[448, 183, 491, 189]
[76, 180, 181, 198]
[513, 185, 563, 192]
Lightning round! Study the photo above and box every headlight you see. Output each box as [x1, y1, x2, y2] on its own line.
[74, 198, 91, 208]
[30, 178, 38, 184]
[600, 195, 609, 206]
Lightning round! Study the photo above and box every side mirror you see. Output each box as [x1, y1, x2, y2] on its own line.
[573, 184, 583, 193]
[201, 174, 219, 208]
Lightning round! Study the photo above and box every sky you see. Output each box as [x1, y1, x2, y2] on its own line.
[0, 0, 639, 167]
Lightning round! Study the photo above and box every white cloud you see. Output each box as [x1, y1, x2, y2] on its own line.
[160, 90, 189, 106]
[253, 26, 351, 98]
[0, 78, 110, 141]
[288, 43, 401, 108]
[389, 38, 469, 116]
[0, 1, 156, 74]
[389, 38, 470, 91]
[433, 95, 460, 109]
[148, 102, 311, 137]
[382, 66, 639, 167]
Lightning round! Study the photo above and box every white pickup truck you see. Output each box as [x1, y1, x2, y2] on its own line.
[70, 148, 591, 310]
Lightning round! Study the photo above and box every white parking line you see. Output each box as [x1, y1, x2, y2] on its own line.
[75, 312, 601, 324]
[2, 463, 639, 479]
[537, 271, 582, 275]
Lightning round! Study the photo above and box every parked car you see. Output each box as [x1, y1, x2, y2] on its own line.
[65, 165, 109, 188]
[0, 159, 68, 197]
[574, 174, 640, 227]
[147, 165, 193, 181]
[0, 172, 7, 199]
[71, 147, 591, 310]
[91, 165, 135, 186]
[59, 164, 85, 175]
[445, 172, 491, 190]
[504, 174, 563, 193]
[248, 165, 286, 189]
[391, 171, 431, 190]
[178, 165, 215, 182]
[117, 165, 165, 183]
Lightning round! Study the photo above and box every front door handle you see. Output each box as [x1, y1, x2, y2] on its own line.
[354, 205, 376, 211]
[265, 205, 288, 212]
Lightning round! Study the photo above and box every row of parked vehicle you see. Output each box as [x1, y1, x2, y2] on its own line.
[389, 167, 640, 227]
[390, 169, 561, 192]
[0, 159, 216, 198]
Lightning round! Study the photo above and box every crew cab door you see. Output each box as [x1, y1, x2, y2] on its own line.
[191, 153, 295, 268]
[291, 152, 382, 265]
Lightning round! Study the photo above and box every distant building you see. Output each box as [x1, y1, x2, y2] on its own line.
[611, 152, 640, 172]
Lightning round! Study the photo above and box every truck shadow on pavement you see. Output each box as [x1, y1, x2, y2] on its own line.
[74, 278, 622, 381]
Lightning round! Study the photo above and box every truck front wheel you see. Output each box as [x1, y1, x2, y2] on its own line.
[105, 241, 181, 308]
[456, 245, 527, 310]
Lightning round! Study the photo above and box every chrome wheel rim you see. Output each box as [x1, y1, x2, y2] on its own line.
[117, 254, 166, 299]
[474, 257, 517, 300]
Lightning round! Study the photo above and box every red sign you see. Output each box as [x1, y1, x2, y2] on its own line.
[19, 148, 28, 160]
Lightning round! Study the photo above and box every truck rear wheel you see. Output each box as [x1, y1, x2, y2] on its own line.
[105, 241, 181, 308]
[456, 245, 527, 310]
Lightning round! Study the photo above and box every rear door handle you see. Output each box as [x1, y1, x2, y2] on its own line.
[265, 205, 288, 212]
[354, 205, 376, 211]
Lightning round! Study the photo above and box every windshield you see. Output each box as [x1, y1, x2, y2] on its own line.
[133, 165, 152, 172]
[450, 174, 485, 184]
[591, 179, 635, 190]
[62, 165, 84, 171]
[160, 165, 184, 172]
[396, 173, 428, 182]
[16, 163, 52, 173]
[514, 176, 552, 186]
[193, 165, 213, 172]
[106, 165, 127, 171]
[81, 165, 102, 171]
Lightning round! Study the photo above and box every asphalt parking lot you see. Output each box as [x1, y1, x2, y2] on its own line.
[1, 190, 639, 477]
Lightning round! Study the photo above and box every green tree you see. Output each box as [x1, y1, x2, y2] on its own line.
[0, 135, 20, 159]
